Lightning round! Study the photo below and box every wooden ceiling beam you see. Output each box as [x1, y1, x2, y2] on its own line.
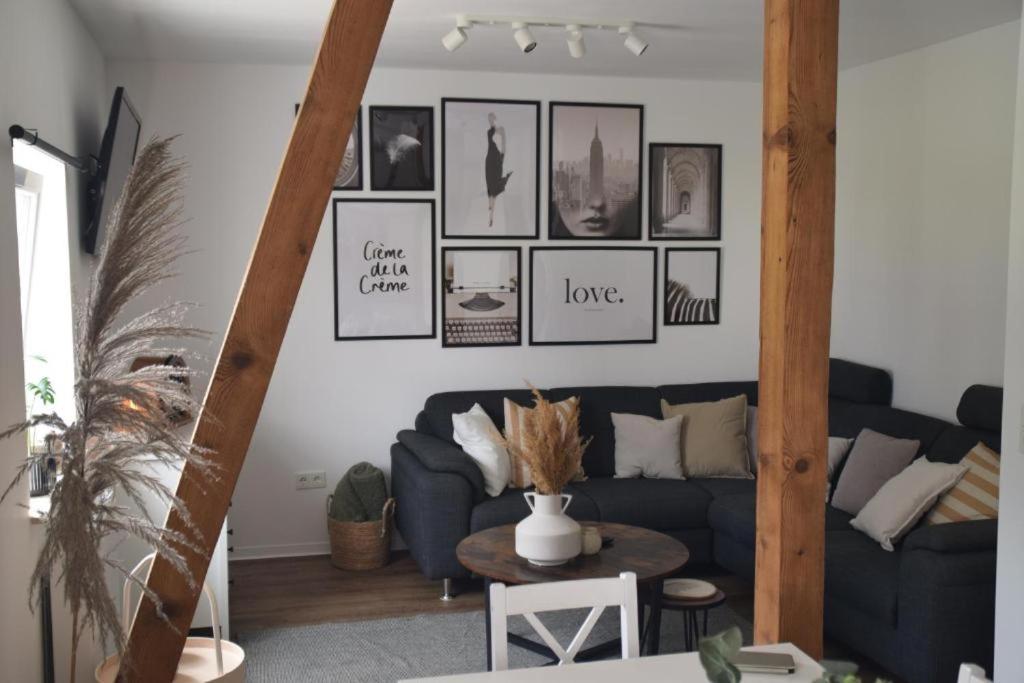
[755, 0, 839, 659]
[117, 1, 393, 680]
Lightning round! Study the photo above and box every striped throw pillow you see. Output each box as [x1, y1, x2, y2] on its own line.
[926, 442, 999, 525]
[503, 396, 585, 489]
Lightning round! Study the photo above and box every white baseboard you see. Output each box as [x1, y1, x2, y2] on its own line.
[230, 541, 330, 561]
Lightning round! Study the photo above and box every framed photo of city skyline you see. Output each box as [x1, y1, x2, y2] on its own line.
[548, 102, 644, 240]
[649, 143, 722, 240]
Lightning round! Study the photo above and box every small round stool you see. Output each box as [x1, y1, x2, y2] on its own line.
[661, 578, 727, 651]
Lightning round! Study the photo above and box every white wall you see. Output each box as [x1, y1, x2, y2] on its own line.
[994, 17, 1024, 683]
[0, 1, 107, 680]
[107, 61, 765, 558]
[833, 21, 1019, 420]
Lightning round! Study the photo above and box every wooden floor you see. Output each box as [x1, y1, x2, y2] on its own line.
[229, 552, 898, 681]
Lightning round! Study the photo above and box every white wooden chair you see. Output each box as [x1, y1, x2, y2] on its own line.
[488, 571, 639, 671]
[957, 664, 993, 683]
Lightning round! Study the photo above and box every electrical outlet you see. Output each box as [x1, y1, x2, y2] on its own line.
[296, 470, 327, 490]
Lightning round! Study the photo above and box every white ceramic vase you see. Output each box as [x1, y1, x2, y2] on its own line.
[515, 492, 582, 566]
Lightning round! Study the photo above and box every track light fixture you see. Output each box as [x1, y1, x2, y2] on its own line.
[565, 25, 585, 59]
[511, 22, 537, 53]
[440, 15, 652, 59]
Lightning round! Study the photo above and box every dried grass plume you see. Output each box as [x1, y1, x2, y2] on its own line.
[503, 385, 590, 495]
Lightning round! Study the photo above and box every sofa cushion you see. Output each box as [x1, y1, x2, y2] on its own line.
[825, 529, 901, 625]
[422, 389, 533, 442]
[708, 493, 855, 546]
[928, 424, 1000, 465]
[957, 385, 1003, 433]
[571, 477, 712, 530]
[612, 412, 684, 479]
[661, 395, 753, 479]
[827, 402, 947, 456]
[469, 483, 600, 533]
[658, 381, 758, 407]
[693, 478, 756, 499]
[831, 429, 919, 516]
[546, 386, 663, 478]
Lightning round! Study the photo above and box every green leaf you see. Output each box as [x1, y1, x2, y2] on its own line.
[698, 627, 743, 683]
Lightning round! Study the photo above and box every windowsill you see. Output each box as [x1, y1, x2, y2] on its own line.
[29, 494, 50, 524]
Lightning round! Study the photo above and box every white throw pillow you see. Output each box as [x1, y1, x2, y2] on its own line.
[612, 413, 684, 479]
[452, 403, 511, 497]
[851, 457, 967, 551]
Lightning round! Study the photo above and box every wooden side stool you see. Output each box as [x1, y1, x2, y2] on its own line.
[661, 578, 727, 651]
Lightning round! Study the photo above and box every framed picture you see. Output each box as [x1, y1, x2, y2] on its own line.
[530, 247, 656, 345]
[369, 106, 434, 191]
[649, 143, 722, 240]
[442, 247, 521, 347]
[442, 98, 540, 239]
[294, 103, 362, 190]
[332, 199, 436, 340]
[664, 248, 721, 325]
[548, 102, 643, 240]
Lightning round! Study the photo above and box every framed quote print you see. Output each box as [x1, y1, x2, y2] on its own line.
[530, 247, 656, 345]
[369, 106, 435, 191]
[665, 248, 721, 325]
[333, 199, 436, 341]
[649, 143, 722, 240]
[442, 247, 521, 348]
[294, 103, 362, 190]
[548, 102, 644, 240]
[442, 98, 540, 239]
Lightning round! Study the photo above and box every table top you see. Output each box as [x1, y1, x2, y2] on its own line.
[456, 522, 690, 585]
[400, 643, 824, 682]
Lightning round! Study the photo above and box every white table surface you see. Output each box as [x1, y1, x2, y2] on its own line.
[400, 643, 824, 682]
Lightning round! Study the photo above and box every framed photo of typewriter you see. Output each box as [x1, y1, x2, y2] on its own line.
[442, 247, 521, 347]
[333, 198, 436, 341]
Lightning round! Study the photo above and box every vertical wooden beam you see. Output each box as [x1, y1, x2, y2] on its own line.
[118, 2, 392, 680]
[755, 0, 839, 659]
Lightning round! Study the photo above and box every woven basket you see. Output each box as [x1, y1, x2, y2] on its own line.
[327, 496, 395, 570]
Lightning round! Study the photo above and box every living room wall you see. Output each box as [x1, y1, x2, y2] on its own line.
[107, 20, 1021, 559]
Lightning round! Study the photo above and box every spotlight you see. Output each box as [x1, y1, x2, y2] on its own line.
[619, 25, 648, 56]
[442, 27, 467, 52]
[512, 23, 537, 53]
[566, 25, 585, 59]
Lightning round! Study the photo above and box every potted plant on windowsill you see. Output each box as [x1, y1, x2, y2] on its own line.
[504, 386, 590, 566]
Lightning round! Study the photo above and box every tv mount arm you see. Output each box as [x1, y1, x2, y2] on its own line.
[8, 125, 98, 176]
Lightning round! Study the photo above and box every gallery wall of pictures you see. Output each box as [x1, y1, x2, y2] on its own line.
[323, 97, 724, 346]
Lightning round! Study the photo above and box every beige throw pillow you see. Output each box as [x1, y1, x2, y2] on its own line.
[661, 395, 752, 479]
[503, 396, 585, 489]
[926, 442, 1000, 525]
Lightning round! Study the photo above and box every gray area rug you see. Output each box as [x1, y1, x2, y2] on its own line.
[237, 606, 752, 682]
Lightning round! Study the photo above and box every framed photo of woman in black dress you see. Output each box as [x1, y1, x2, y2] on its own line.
[442, 98, 540, 238]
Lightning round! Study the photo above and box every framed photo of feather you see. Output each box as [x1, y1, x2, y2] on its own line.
[369, 105, 435, 191]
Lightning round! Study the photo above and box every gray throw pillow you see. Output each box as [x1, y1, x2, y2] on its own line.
[831, 428, 919, 515]
[612, 413, 684, 479]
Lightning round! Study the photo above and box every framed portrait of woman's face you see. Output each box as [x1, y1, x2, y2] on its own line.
[442, 98, 540, 239]
[548, 102, 644, 240]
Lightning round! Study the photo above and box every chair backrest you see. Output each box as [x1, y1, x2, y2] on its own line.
[957, 663, 993, 683]
[488, 572, 639, 671]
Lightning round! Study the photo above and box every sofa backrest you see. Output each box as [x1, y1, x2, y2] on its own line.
[928, 385, 1003, 464]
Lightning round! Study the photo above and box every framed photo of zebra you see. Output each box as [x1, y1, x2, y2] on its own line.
[530, 247, 657, 345]
[369, 106, 435, 191]
[664, 248, 721, 325]
[649, 143, 722, 240]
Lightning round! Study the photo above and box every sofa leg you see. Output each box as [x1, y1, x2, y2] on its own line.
[440, 578, 456, 601]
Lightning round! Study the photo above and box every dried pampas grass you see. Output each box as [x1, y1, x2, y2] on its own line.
[504, 386, 590, 495]
[1, 136, 215, 682]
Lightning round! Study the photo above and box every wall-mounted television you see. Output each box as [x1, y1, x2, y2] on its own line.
[82, 87, 141, 255]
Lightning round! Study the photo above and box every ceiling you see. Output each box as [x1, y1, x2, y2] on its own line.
[72, 0, 1021, 81]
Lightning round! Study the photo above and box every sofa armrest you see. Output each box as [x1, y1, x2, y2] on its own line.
[903, 519, 997, 554]
[396, 429, 485, 503]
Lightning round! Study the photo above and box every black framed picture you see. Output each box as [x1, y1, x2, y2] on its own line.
[332, 199, 436, 340]
[294, 103, 362, 190]
[649, 143, 722, 240]
[369, 106, 435, 191]
[548, 102, 643, 240]
[442, 98, 540, 239]
[530, 247, 656, 345]
[664, 248, 721, 325]
[442, 247, 521, 348]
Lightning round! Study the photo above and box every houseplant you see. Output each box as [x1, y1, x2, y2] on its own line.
[1, 137, 214, 682]
[504, 386, 589, 565]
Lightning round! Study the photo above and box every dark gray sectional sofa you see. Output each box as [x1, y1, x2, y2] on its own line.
[390, 358, 1001, 683]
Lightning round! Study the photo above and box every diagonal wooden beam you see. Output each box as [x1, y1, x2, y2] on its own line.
[755, 0, 839, 660]
[118, 1, 393, 680]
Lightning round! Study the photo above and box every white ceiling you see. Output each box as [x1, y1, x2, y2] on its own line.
[72, 0, 1021, 81]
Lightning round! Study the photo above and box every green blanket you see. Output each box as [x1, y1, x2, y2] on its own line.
[329, 462, 387, 522]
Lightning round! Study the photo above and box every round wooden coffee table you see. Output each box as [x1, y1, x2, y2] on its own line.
[457, 522, 690, 667]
